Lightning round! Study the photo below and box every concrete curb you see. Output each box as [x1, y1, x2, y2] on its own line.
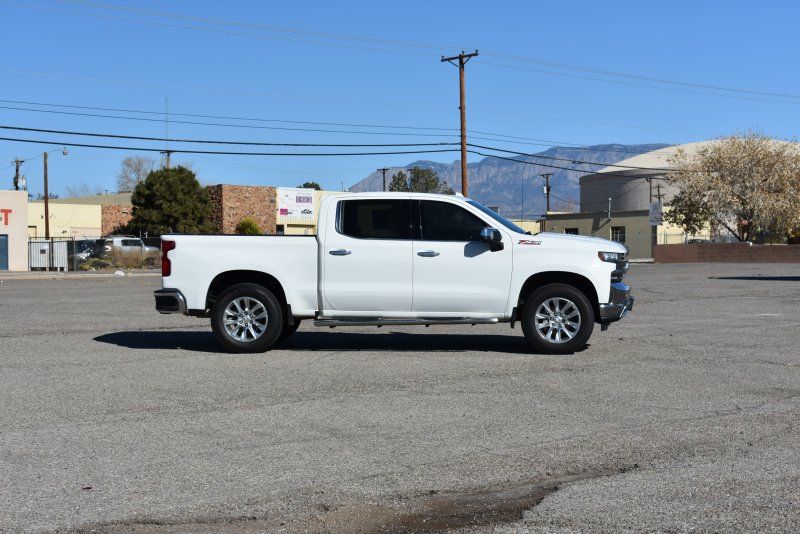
[0, 271, 161, 280]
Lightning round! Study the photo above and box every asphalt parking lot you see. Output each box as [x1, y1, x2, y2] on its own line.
[1, 263, 799, 533]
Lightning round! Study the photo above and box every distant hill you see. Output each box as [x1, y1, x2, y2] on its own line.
[349, 143, 670, 218]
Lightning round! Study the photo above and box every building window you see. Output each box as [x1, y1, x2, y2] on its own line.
[564, 228, 579, 235]
[611, 226, 626, 244]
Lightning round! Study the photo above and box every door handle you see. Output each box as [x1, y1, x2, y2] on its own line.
[417, 250, 440, 257]
[329, 249, 352, 256]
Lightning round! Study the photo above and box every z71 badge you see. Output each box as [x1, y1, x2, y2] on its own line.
[518, 239, 542, 245]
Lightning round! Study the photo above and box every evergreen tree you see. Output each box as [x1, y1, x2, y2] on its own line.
[129, 166, 213, 235]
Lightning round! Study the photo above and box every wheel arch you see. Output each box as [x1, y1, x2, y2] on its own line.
[206, 270, 288, 314]
[517, 271, 600, 321]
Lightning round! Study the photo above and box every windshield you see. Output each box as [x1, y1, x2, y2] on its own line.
[466, 200, 530, 235]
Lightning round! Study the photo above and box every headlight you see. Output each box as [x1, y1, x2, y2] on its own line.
[598, 251, 626, 262]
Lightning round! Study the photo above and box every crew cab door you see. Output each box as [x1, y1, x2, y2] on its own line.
[412, 200, 512, 314]
[321, 198, 413, 313]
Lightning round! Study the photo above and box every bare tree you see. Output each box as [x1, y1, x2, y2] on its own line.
[117, 156, 156, 192]
[666, 133, 800, 242]
[65, 182, 105, 198]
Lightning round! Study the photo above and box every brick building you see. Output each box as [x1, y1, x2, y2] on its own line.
[206, 185, 277, 234]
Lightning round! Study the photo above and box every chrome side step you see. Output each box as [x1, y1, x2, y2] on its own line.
[313, 317, 500, 327]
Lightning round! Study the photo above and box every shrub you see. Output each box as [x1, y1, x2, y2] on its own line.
[235, 217, 263, 235]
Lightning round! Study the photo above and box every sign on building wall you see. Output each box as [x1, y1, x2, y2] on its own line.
[277, 188, 315, 219]
[649, 202, 664, 226]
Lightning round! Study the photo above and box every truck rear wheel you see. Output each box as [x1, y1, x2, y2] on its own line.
[211, 283, 284, 353]
[521, 283, 594, 354]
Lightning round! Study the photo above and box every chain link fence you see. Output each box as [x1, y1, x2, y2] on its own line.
[28, 236, 161, 271]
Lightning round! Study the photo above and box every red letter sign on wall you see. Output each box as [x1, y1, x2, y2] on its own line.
[0, 208, 11, 226]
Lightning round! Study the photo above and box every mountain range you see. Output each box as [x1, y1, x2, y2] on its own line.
[349, 143, 670, 218]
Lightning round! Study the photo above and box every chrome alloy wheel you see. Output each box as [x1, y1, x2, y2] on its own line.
[223, 296, 268, 342]
[535, 297, 581, 344]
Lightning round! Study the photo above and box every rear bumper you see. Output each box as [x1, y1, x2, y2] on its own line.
[598, 282, 634, 323]
[154, 288, 187, 315]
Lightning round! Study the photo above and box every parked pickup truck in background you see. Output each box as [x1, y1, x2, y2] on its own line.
[154, 193, 633, 354]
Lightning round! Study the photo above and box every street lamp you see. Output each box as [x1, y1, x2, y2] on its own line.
[43, 147, 69, 240]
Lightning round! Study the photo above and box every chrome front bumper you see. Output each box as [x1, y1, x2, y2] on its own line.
[598, 282, 634, 324]
[154, 289, 187, 315]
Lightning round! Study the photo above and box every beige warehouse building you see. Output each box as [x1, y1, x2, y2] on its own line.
[527, 142, 724, 259]
[27, 202, 102, 239]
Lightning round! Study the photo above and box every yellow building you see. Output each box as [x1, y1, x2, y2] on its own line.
[511, 210, 705, 260]
[275, 189, 343, 235]
[28, 202, 102, 238]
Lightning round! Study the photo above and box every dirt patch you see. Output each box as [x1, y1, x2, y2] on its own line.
[80, 467, 634, 533]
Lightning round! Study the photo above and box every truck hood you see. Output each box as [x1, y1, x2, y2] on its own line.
[535, 232, 627, 253]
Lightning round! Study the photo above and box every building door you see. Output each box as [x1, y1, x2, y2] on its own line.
[0, 235, 8, 270]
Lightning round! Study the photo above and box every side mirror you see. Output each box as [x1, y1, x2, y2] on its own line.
[480, 227, 504, 251]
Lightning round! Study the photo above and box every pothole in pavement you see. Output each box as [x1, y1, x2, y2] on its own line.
[81, 466, 636, 533]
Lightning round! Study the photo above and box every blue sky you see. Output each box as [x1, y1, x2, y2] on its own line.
[2, 0, 799, 196]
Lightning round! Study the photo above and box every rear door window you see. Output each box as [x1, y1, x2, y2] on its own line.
[338, 199, 411, 240]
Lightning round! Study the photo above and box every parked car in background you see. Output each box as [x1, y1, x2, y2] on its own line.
[92, 235, 160, 267]
[70, 239, 95, 262]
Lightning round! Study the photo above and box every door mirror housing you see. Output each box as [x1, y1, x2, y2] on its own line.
[480, 227, 504, 251]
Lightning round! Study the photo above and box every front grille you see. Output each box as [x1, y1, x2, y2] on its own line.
[611, 255, 629, 282]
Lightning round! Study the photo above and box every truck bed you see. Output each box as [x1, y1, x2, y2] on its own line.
[162, 234, 319, 315]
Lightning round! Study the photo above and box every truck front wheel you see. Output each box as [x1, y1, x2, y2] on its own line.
[211, 283, 284, 353]
[521, 283, 594, 354]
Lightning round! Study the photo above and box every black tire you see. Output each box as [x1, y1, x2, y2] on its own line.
[276, 320, 301, 344]
[211, 283, 284, 353]
[521, 283, 594, 354]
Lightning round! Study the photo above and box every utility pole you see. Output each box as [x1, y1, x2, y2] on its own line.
[43, 151, 50, 240]
[655, 183, 665, 202]
[161, 150, 173, 170]
[13, 158, 22, 190]
[540, 173, 552, 213]
[377, 167, 389, 192]
[441, 50, 478, 197]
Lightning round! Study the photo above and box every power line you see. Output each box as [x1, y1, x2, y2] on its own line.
[482, 51, 800, 100]
[466, 149, 658, 180]
[0, 98, 460, 133]
[3, 98, 679, 151]
[55, 0, 458, 51]
[0, 105, 460, 137]
[46, 0, 800, 103]
[2, 0, 439, 57]
[3, 97, 605, 145]
[0, 125, 459, 147]
[481, 61, 800, 106]
[468, 144, 674, 172]
[0, 135, 461, 156]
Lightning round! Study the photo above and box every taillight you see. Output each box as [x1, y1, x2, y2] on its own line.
[161, 240, 176, 277]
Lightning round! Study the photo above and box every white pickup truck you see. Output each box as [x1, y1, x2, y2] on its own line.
[154, 192, 633, 354]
